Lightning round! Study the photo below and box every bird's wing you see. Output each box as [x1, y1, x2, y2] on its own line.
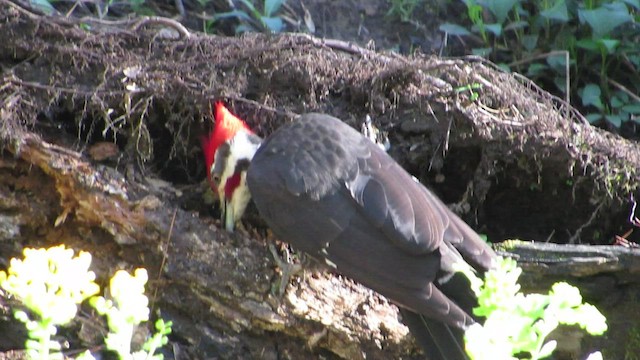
[254, 113, 454, 255]
[247, 113, 495, 331]
[399, 308, 469, 360]
[345, 145, 449, 255]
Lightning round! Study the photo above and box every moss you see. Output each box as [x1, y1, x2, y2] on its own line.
[492, 239, 526, 251]
[625, 324, 640, 360]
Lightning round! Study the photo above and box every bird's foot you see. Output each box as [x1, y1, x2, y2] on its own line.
[268, 243, 303, 297]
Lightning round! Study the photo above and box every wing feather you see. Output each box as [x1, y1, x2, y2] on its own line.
[347, 146, 447, 254]
[247, 113, 496, 330]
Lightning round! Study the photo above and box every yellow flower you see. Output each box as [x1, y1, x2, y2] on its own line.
[0, 245, 100, 325]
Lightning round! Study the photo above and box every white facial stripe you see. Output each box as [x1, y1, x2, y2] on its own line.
[214, 129, 261, 228]
[216, 130, 254, 199]
[231, 129, 261, 162]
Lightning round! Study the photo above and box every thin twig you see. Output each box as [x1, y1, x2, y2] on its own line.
[130, 16, 191, 39]
[608, 78, 640, 104]
[151, 208, 177, 309]
[568, 202, 604, 244]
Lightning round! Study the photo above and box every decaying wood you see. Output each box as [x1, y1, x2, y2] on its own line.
[1, 130, 416, 359]
[2, 1, 640, 359]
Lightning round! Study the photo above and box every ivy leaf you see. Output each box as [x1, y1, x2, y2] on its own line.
[622, 103, 640, 114]
[585, 113, 603, 124]
[521, 34, 539, 51]
[580, 84, 604, 110]
[478, 0, 521, 24]
[472, 47, 493, 56]
[621, 0, 640, 10]
[30, 0, 55, 15]
[597, 38, 620, 54]
[540, 0, 569, 22]
[439, 23, 472, 36]
[578, 3, 633, 39]
[483, 23, 503, 36]
[605, 114, 623, 127]
[262, 17, 284, 33]
[264, 0, 284, 17]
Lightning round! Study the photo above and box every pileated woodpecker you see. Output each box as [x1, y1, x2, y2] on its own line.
[202, 102, 496, 360]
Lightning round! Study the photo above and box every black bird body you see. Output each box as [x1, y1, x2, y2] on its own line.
[245, 114, 496, 359]
[204, 104, 496, 359]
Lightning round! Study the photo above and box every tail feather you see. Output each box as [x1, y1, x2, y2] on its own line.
[399, 308, 469, 360]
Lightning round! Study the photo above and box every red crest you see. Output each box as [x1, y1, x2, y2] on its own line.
[201, 102, 251, 184]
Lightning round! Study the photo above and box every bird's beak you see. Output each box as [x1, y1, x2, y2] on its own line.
[222, 198, 235, 232]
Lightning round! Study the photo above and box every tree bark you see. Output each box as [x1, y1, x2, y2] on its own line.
[1, 1, 640, 359]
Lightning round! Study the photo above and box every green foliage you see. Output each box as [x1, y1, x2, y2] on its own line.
[440, 0, 640, 129]
[386, 0, 424, 22]
[90, 268, 165, 359]
[29, 0, 56, 15]
[212, 0, 286, 34]
[455, 82, 483, 101]
[26, 0, 153, 17]
[0, 246, 100, 360]
[625, 324, 640, 360]
[0, 246, 172, 360]
[461, 257, 607, 360]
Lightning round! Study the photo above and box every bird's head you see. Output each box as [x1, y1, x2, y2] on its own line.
[201, 102, 262, 231]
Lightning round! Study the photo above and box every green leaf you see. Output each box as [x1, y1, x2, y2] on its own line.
[578, 3, 633, 39]
[504, 20, 528, 31]
[463, 257, 607, 359]
[576, 38, 599, 52]
[439, 23, 472, 36]
[213, 10, 253, 22]
[262, 17, 284, 32]
[553, 76, 567, 93]
[622, 103, 640, 114]
[30, 0, 55, 15]
[521, 34, 538, 51]
[546, 53, 567, 73]
[484, 23, 503, 36]
[605, 114, 623, 127]
[235, 24, 254, 33]
[596, 38, 620, 54]
[621, 0, 640, 10]
[477, 0, 520, 24]
[540, 0, 568, 22]
[467, 4, 484, 26]
[238, 0, 263, 20]
[238, 0, 257, 13]
[619, 110, 630, 121]
[628, 54, 640, 68]
[496, 63, 510, 72]
[580, 84, 604, 109]
[585, 113, 603, 123]
[526, 63, 548, 77]
[610, 95, 625, 108]
[472, 47, 493, 56]
[264, 0, 284, 17]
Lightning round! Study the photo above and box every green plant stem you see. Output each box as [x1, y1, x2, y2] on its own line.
[37, 319, 54, 360]
[117, 323, 134, 357]
[39, 329, 50, 360]
[144, 343, 158, 360]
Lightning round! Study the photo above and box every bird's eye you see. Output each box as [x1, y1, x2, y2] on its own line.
[213, 174, 220, 183]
